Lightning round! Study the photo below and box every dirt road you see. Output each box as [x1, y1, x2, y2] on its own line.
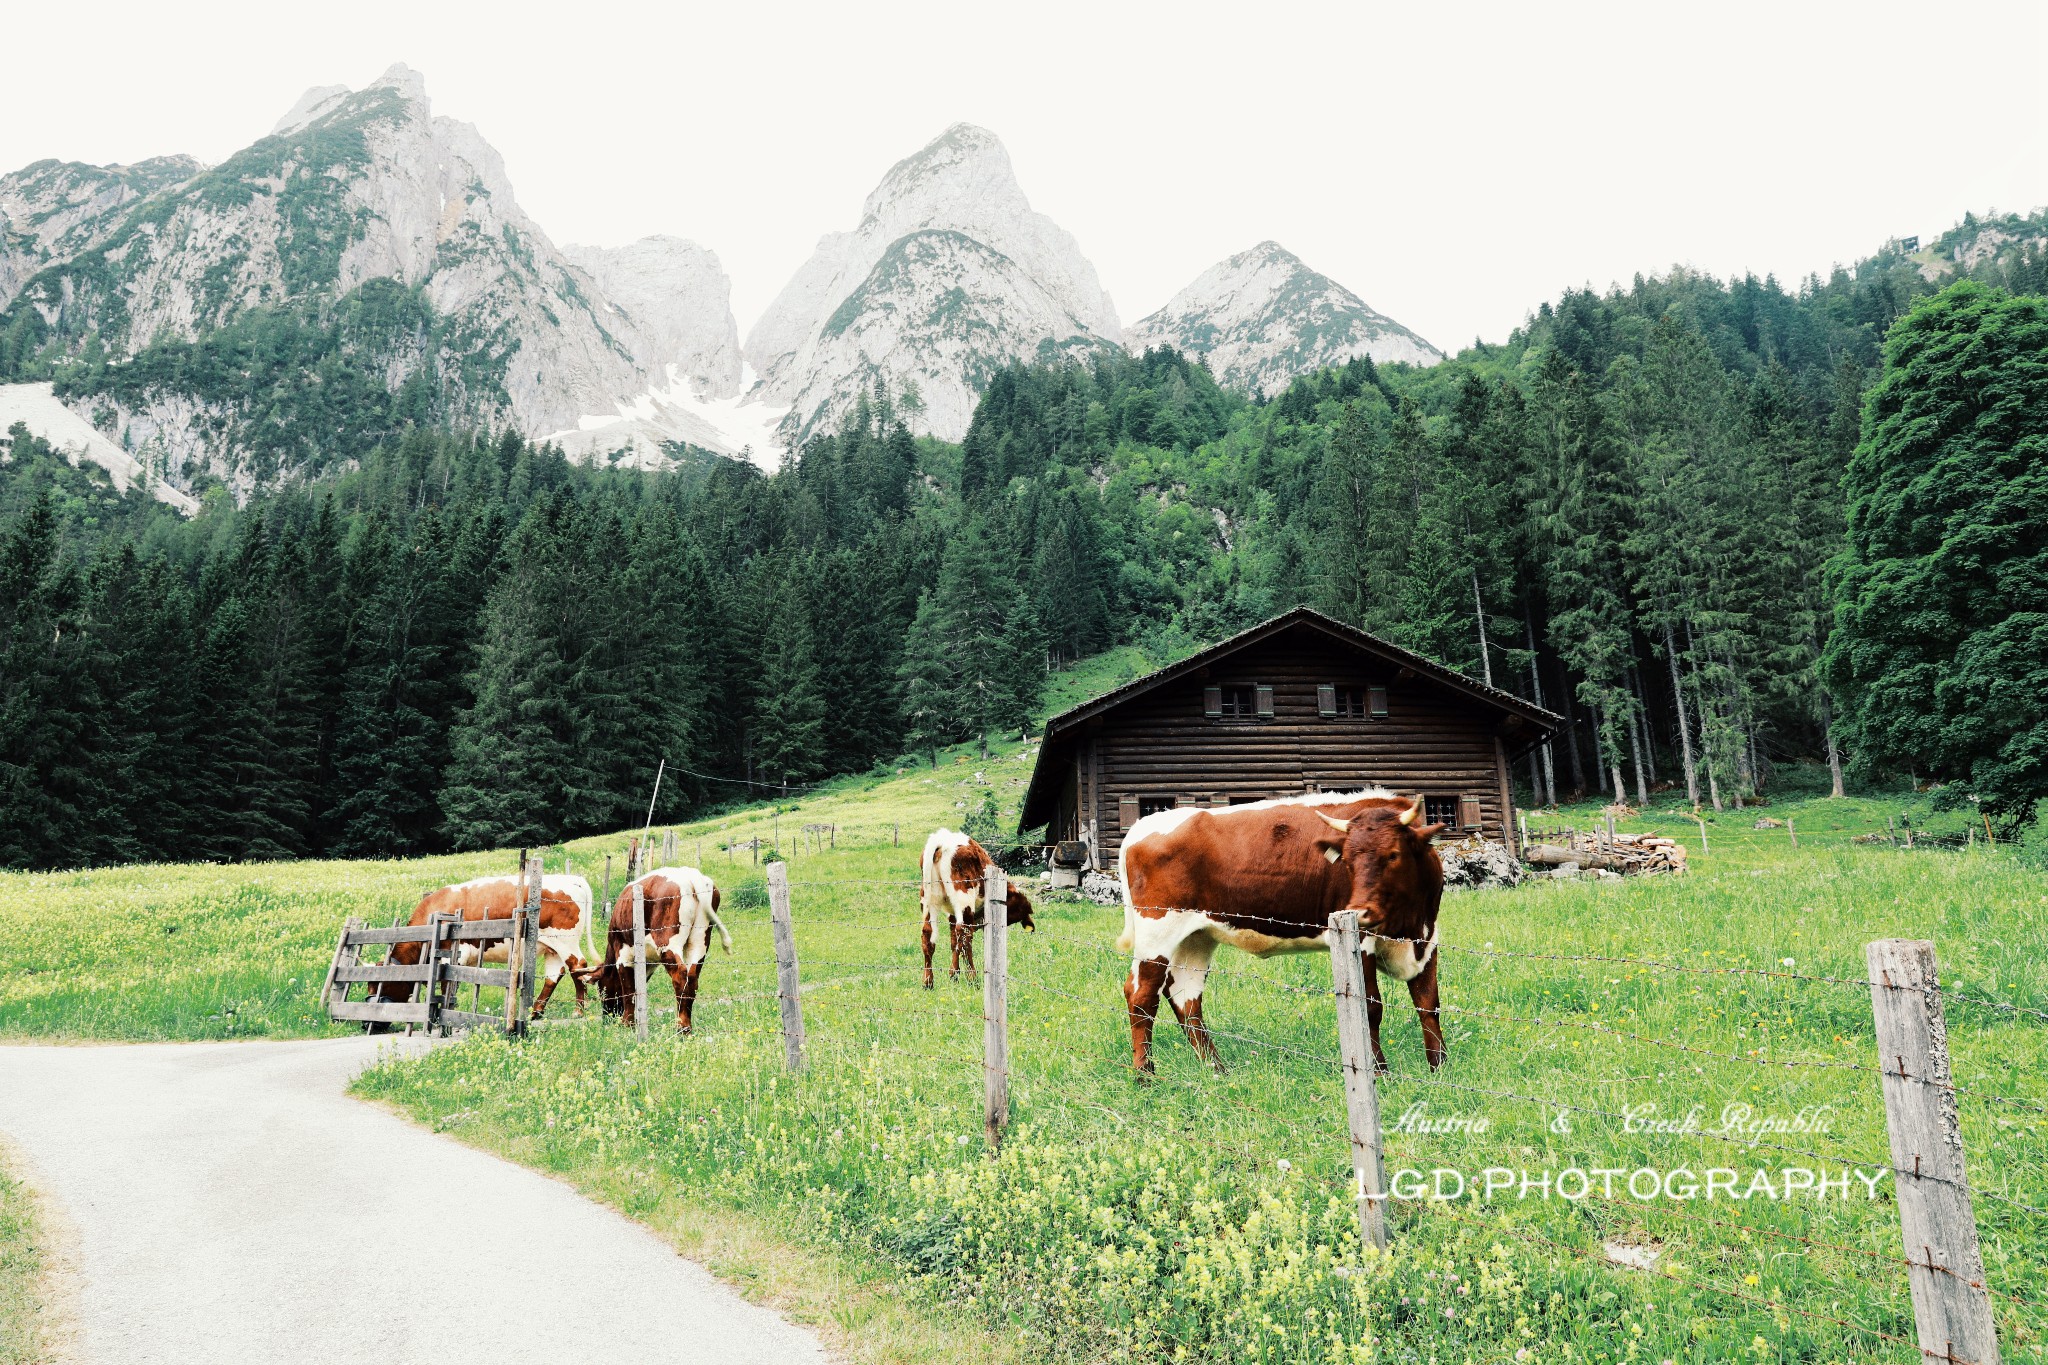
[0, 1038, 829, 1363]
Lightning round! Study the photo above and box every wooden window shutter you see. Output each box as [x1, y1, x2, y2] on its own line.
[1255, 684, 1275, 717]
[1317, 684, 1337, 717]
[1118, 795, 1139, 829]
[1459, 795, 1483, 830]
[1368, 685, 1389, 718]
[1203, 685, 1223, 718]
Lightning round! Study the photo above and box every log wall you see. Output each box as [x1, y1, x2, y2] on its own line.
[1057, 633, 1516, 869]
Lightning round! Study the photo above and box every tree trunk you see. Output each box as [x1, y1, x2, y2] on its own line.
[1626, 692, 1649, 806]
[1553, 664, 1587, 796]
[1524, 608, 1556, 806]
[1630, 661, 1658, 785]
[1588, 698, 1609, 796]
[1472, 569, 1493, 687]
[1664, 624, 1698, 806]
[1819, 690, 1845, 798]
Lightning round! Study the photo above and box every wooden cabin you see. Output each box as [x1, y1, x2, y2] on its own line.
[1019, 607, 1564, 871]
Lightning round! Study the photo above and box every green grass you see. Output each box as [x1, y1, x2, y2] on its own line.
[357, 803, 2047, 1363]
[0, 1146, 58, 1365]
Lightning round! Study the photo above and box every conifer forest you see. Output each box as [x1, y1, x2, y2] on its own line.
[3, 219, 2045, 870]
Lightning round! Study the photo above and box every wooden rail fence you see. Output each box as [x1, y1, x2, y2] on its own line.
[319, 853, 542, 1036]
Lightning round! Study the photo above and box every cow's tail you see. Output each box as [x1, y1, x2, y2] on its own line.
[706, 884, 733, 955]
[1113, 834, 1139, 954]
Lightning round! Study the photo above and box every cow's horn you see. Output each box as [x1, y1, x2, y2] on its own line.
[1316, 812, 1350, 833]
[1398, 795, 1425, 826]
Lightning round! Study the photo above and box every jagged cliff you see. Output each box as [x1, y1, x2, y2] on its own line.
[0, 65, 743, 490]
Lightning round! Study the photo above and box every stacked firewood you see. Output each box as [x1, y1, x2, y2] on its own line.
[1523, 829, 1688, 876]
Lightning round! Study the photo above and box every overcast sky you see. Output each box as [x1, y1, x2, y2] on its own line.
[9, 0, 2043, 353]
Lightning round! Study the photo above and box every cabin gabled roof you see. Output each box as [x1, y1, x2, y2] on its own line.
[1019, 606, 1564, 831]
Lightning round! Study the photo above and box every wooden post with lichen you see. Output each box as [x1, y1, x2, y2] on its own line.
[1329, 910, 1389, 1251]
[1866, 939, 2000, 1365]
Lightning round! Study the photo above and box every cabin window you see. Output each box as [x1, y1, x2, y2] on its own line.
[1424, 795, 1461, 828]
[1211, 684, 1257, 719]
[1138, 796, 1178, 819]
[1321, 686, 1369, 718]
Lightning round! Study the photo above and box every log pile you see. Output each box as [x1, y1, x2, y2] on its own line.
[1524, 829, 1687, 876]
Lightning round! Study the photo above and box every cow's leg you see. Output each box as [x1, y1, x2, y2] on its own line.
[531, 951, 566, 1019]
[675, 961, 703, 1033]
[959, 924, 977, 983]
[566, 956, 590, 1016]
[948, 922, 965, 981]
[655, 952, 692, 1031]
[619, 942, 638, 1029]
[1164, 941, 1223, 1073]
[1123, 956, 1169, 1076]
[1407, 951, 1447, 1071]
[1363, 958, 1391, 1073]
[920, 917, 936, 990]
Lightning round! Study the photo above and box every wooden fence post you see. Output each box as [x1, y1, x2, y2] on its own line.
[768, 862, 805, 1072]
[1696, 814, 1710, 856]
[1866, 939, 2001, 1365]
[1329, 910, 1390, 1252]
[602, 855, 612, 919]
[424, 912, 449, 1036]
[516, 854, 541, 1035]
[1889, 815, 1898, 845]
[318, 916, 360, 1010]
[984, 865, 1010, 1150]
[631, 880, 648, 1042]
[1788, 815, 1798, 849]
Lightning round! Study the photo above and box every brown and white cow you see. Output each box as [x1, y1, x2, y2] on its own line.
[919, 829, 1035, 988]
[1115, 790, 1448, 1075]
[584, 867, 732, 1032]
[374, 872, 596, 1018]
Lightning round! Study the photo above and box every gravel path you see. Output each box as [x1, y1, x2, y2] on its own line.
[0, 1039, 830, 1364]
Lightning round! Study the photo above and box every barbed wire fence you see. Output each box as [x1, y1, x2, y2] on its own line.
[737, 859, 2045, 1362]
[406, 830, 2046, 1363]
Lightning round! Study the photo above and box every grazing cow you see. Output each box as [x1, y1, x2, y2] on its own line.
[1116, 790, 1448, 1075]
[374, 872, 596, 1018]
[585, 868, 732, 1031]
[919, 829, 1035, 988]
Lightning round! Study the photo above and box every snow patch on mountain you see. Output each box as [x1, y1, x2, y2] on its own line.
[0, 382, 199, 512]
[547, 363, 790, 472]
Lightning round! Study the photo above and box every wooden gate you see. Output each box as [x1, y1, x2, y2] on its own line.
[319, 854, 544, 1036]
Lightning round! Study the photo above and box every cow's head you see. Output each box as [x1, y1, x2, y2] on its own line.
[1005, 885, 1036, 933]
[1315, 795, 1446, 933]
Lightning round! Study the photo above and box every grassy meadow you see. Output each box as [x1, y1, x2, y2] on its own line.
[3, 657, 2045, 1361]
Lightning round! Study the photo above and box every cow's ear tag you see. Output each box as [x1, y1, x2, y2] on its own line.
[1322, 844, 1343, 864]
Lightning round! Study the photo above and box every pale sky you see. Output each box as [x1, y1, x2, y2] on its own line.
[9, 0, 2044, 354]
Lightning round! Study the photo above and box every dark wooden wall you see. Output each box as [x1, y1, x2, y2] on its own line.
[1053, 627, 1516, 869]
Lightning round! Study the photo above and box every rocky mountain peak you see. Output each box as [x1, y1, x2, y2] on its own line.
[744, 122, 1120, 444]
[861, 122, 1018, 225]
[0, 62, 746, 493]
[1129, 242, 1441, 395]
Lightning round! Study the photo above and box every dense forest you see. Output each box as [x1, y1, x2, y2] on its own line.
[2, 213, 2044, 869]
